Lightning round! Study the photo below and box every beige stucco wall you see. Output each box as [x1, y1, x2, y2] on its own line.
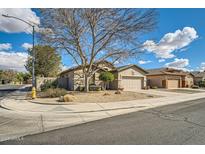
[147, 75, 182, 88]
[147, 75, 166, 88]
[109, 66, 146, 90]
[74, 70, 105, 90]
[58, 70, 74, 90]
[36, 77, 56, 91]
[59, 69, 104, 90]
[184, 74, 194, 87]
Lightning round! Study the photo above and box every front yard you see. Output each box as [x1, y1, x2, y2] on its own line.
[31, 90, 159, 104]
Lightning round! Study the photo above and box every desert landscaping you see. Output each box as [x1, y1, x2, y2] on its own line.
[29, 90, 159, 105]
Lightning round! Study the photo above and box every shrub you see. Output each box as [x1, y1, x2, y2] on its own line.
[89, 85, 101, 91]
[78, 85, 101, 91]
[118, 88, 124, 91]
[151, 86, 158, 89]
[103, 92, 111, 96]
[78, 86, 85, 91]
[115, 90, 122, 94]
[40, 88, 67, 98]
[192, 85, 199, 89]
[41, 80, 58, 91]
[63, 94, 76, 102]
[198, 80, 205, 87]
[99, 72, 114, 90]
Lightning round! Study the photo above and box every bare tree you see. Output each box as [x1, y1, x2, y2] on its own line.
[39, 8, 157, 92]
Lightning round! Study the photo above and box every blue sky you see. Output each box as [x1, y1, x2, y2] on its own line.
[0, 8, 205, 72]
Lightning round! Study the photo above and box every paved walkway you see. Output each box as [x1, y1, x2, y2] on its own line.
[1, 87, 205, 142]
[1, 88, 204, 114]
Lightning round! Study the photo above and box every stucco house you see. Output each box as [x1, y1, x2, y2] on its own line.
[147, 68, 194, 89]
[58, 61, 147, 91]
[192, 71, 205, 85]
[109, 65, 147, 90]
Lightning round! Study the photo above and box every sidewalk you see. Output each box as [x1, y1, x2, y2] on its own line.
[1, 88, 205, 142]
[1, 89, 205, 114]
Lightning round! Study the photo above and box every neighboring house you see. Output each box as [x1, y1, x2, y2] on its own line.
[147, 68, 194, 89]
[191, 71, 205, 85]
[58, 61, 147, 91]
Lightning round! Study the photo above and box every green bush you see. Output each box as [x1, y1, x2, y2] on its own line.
[41, 80, 58, 91]
[40, 88, 67, 98]
[151, 86, 158, 89]
[99, 72, 114, 82]
[78, 86, 85, 91]
[99, 72, 114, 90]
[77, 85, 101, 91]
[192, 85, 199, 89]
[198, 80, 205, 87]
[89, 85, 101, 91]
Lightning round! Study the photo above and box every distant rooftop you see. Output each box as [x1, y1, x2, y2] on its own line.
[191, 71, 205, 78]
[147, 67, 189, 76]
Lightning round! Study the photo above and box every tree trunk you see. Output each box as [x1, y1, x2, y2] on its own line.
[84, 74, 89, 92]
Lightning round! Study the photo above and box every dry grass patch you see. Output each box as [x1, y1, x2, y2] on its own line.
[28, 90, 159, 104]
[68, 91, 159, 103]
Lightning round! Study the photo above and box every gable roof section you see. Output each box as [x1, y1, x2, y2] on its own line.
[114, 64, 148, 74]
[59, 60, 115, 76]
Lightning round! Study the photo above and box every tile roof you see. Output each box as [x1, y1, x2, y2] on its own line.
[191, 71, 205, 78]
[147, 68, 189, 76]
[59, 60, 114, 75]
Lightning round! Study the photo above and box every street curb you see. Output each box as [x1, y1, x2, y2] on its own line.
[2, 96, 205, 143]
[1, 94, 205, 114]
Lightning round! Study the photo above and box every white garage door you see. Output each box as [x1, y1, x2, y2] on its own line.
[121, 76, 143, 91]
[167, 80, 179, 89]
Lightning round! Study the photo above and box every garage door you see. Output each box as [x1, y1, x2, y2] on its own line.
[121, 76, 143, 91]
[167, 80, 179, 89]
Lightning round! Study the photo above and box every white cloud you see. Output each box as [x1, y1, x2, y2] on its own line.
[61, 65, 69, 71]
[165, 58, 190, 71]
[114, 60, 119, 65]
[0, 8, 40, 34]
[0, 43, 12, 50]
[138, 60, 152, 64]
[158, 59, 165, 63]
[22, 43, 32, 50]
[199, 62, 205, 72]
[143, 27, 198, 59]
[0, 51, 28, 72]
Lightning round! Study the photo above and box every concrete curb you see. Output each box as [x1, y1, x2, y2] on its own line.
[1, 93, 205, 114]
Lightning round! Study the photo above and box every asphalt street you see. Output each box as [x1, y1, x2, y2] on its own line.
[0, 85, 36, 143]
[2, 97, 205, 145]
[0, 84, 26, 99]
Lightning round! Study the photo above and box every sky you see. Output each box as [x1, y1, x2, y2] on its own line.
[0, 8, 205, 72]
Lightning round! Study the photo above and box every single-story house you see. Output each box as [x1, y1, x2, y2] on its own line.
[109, 65, 147, 91]
[191, 71, 205, 85]
[58, 61, 147, 91]
[147, 68, 194, 89]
